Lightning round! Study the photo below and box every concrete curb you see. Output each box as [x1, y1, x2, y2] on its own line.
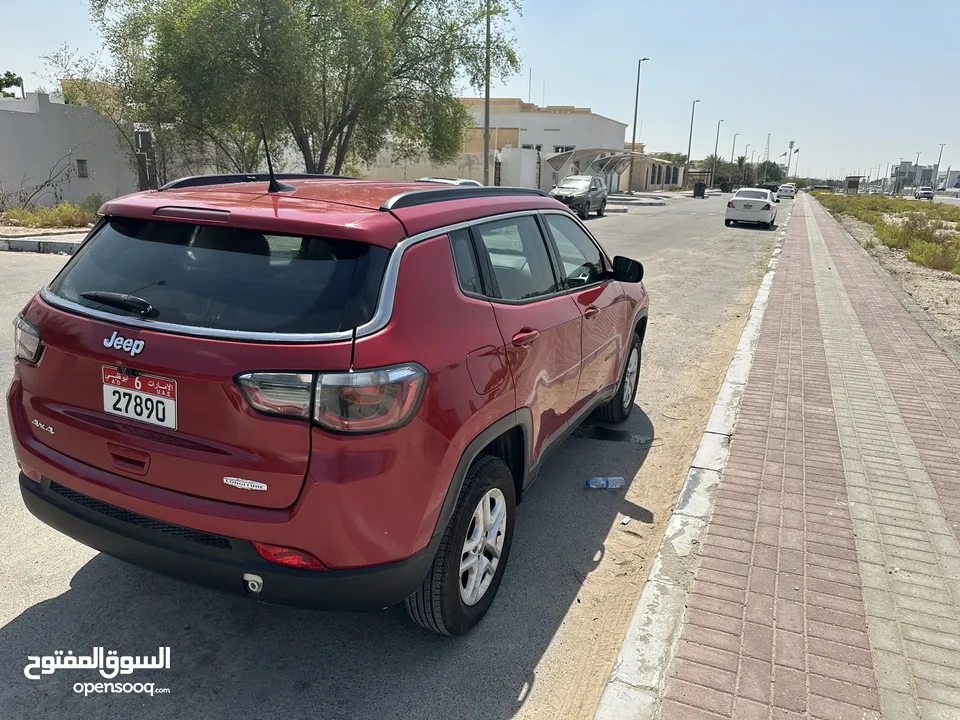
[608, 200, 667, 208]
[0, 228, 91, 239]
[0, 237, 81, 255]
[593, 207, 794, 720]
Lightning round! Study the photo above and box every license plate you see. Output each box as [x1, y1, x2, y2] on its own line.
[102, 366, 177, 429]
[743, 203, 753, 209]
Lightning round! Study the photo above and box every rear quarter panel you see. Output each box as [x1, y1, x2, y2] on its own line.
[333, 235, 516, 559]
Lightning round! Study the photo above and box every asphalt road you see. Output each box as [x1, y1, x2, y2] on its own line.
[0, 195, 786, 719]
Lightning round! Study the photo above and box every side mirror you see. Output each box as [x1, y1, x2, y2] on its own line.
[613, 256, 643, 283]
[775, 198, 780, 203]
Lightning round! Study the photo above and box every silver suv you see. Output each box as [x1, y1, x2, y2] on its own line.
[915, 186, 934, 200]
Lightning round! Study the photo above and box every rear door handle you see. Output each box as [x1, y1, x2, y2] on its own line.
[512, 328, 540, 347]
[584, 305, 600, 319]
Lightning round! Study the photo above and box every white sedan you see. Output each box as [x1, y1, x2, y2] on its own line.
[725, 188, 778, 229]
[778, 183, 797, 199]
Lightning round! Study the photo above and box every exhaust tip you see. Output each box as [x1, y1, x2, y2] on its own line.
[242, 573, 264, 594]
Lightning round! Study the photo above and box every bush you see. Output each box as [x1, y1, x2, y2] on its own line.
[77, 193, 106, 215]
[906, 240, 960, 272]
[3, 201, 96, 228]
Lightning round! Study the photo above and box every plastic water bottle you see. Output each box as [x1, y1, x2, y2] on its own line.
[585, 476, 625, 489]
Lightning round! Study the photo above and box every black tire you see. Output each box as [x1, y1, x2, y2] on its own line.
[597, 199, 606, 217]
[578, 204, 589, 220]
[404, 454, 516, 635]
[763, 221, 772, 229]
[724, 219, 733, 227]
[595, 332, 642, 423]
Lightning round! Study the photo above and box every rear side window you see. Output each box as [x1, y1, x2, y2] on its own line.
[474, 216, 558, 301]
[48, 218, 388, 334]
[449, 228, 483, 295]
[735, 190, 768, 200]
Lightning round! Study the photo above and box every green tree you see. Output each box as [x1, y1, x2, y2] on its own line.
[1, 71, 23, 98]
[651, 151, 687, 165]
[756, 160, 782, 184]
[146, 0, 521, 174]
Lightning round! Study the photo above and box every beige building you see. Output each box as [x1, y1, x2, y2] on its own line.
[459, 98, 627, 155]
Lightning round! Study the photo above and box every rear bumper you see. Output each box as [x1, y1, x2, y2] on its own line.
[725, 208, 776, 223]
[20, 473, 437, 610]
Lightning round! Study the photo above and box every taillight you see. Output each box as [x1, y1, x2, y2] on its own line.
[314, 363, 427, 433]
[762, 203, 771, 210]
[236, 372, 313, 419]
[252, 541, 326, 570]
[13, 314, 42, 363]
[727, 201, 734, 208]
[235, 363, 427, 433]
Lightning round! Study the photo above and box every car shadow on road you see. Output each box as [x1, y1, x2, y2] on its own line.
[0, 409, 655, 720]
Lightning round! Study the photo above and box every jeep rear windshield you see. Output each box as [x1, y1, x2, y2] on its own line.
[47, 218, 388, 334]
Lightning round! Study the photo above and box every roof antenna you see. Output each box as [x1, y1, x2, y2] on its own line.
[260, 123, 294, 193]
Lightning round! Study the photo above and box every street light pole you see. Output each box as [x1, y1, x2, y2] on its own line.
[711, 119, 723, 188]
[914, 151, 921, 190]
[482, 0, 492, 186]
[730, 133, 738, 168]
[935, 143, 946, 192]
[627, 57, 649, 194]
[685, 99, 700, 185]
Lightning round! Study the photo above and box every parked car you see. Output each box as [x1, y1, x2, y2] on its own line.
[777, 184, 796, 199]
[725, 188, 778, 228]
[416, 177, 483, 187]
[915, 186, 934, 200]
[9, 175, 649, 636]
[549, 175, 608, 219]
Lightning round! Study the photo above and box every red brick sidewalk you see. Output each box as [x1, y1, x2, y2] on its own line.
[658, 194, 960, 720]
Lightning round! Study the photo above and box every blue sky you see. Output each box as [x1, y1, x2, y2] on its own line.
[3, 0, 956, 180]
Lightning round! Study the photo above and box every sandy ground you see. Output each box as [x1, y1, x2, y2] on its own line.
[838, 215, 960, 350]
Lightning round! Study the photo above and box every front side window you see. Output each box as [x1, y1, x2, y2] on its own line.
[474, 216, 558, 301]
[545, 214, 606, 288]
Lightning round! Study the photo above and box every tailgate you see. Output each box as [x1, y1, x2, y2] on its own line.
[18, 216, 389, 509]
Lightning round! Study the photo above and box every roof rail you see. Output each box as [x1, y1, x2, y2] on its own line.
[158, 173, 356, 191]
[380, 186, 548, 211]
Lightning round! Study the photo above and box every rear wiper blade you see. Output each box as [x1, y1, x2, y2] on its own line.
[80, 291, 155, 318]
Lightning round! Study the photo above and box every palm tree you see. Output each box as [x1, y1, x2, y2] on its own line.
[736, 155, 747, 186]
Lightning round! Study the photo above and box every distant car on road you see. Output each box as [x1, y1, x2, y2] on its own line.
[915, 186, 934, 201]
[777, 184, 796, 199]
[549, 175, 608, 219]
[725, 188, 778, 229]
[416, 177, 484, 187]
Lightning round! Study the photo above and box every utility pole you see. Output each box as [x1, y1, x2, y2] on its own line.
[627, 57, 649, 194]
[527, 69, 531, 104]
[914, 151, 921, 190]
[730, 133, 738, 187]
[482, 0, 491, 186]
[685, 99, 700, 184]
[711, 119, 723, 188]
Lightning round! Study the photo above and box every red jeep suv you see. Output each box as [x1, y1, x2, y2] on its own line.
[9, 175, 648, 635]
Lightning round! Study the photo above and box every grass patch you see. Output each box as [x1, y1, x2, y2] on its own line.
[2, 201, 96, 228]
[811, 190, 960, 274]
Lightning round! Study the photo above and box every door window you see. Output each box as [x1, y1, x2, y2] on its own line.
[544, 214, 607, 288]
[474, 216, 559, 301]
